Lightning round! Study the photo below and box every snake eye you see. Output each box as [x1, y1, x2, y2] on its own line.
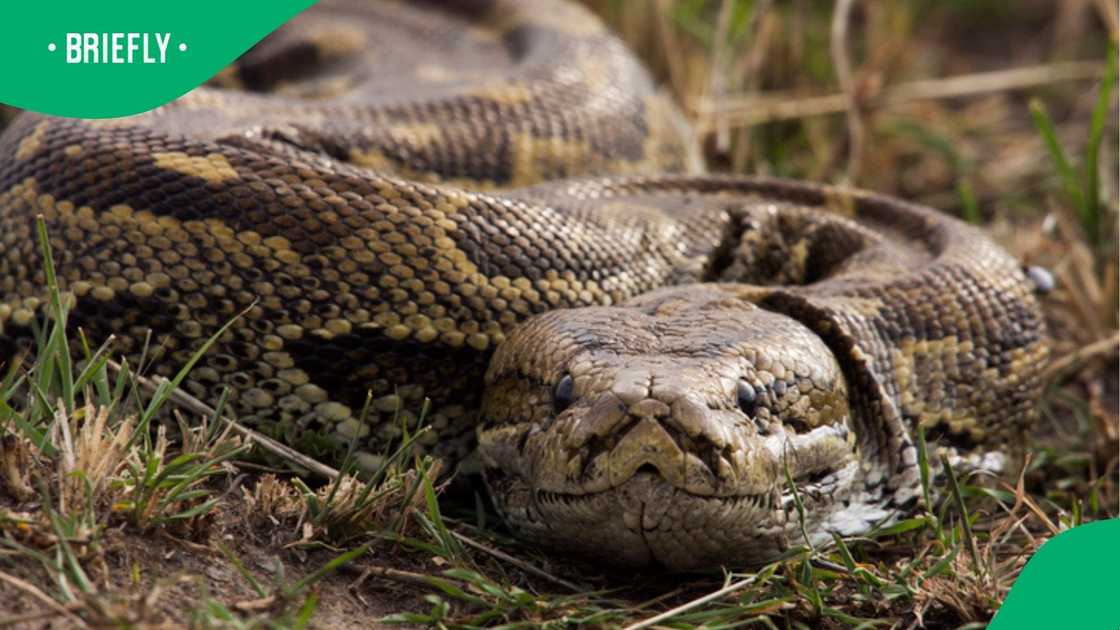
[737, 380, 758, 416]
[553, 374, 574, 413]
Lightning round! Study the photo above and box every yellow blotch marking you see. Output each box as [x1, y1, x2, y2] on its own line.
[417, 64, 456, 83]
[207, 66, 243, 89]
[63, 144, 83, 158]
[349, 148, 422, 178]
[467, 83, 534, 105]
[307, 25, 367, 59]
[821, 189, 858, 219]
[823, 296, 882, 317]
[477, 1, 604, 38]
[391, 124, 443, 147]
[15, 121, 49, 160]
[348, 125, 504, 190]
[508, 133, 644, 188]
[152, 152, 239, 183]
[893, 335, 984, 437]
[347, 123, 448, 169]
[347, 125, 445, 169]
[509, 134, 587, 187]
[275, 76, 353, 99]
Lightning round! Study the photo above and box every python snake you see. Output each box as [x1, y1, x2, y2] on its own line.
[0, 0, 1048, 570]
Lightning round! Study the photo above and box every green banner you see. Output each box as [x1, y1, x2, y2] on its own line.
[0, 1, 316, 118]
[990, 518, 1119, 628]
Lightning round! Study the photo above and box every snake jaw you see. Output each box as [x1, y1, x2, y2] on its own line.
[479, 287, 871, 569]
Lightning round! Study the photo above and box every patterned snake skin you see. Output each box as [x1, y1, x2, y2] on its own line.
[0, 0, 1047, 570]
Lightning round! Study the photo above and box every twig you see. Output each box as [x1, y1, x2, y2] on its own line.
[1006, 454, 1061, 537]
[105, 360, 341, 482]
[0, 569, 87, 628]
[740, 0, 776, 86]
[830, 0, 863, 182]
[1094, 0, 1119, 41]
[348, 563, 440, 588]
[631, 586, 686, 611]
[621, 575, 758, 630]
[699, 61, 1105, 128]
[709, 0, 735, 153]
[0, 602, 86, 627]
[1042, 331, 1120, 383]
[729, 0, 774, 168]
[448, 529, 587, 593]
[654, 0, 688, 108]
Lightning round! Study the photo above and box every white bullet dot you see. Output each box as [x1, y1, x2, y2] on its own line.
[178, 43, 187, 52]
[47, 43, 56, 52]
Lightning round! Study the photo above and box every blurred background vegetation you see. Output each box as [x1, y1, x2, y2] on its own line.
[587, 0, 1113, 213]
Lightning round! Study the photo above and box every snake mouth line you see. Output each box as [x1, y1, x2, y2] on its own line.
[494, 471, 796, 570]
[487, 449, 870, 570]
[484, 418, 856, 502]
[531, 480, 777, 510]
[524, 465, 849, 514]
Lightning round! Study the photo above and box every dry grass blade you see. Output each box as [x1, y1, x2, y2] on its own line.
[621, 575, 758, 630]
[0, 568, 87, 627]
[700, 61, 1105, 129]
[0, 602, 86, 627]
[709, 0, 735, 152]
[1007, 455, 1061, 537]
[105, 359, 341, 482]
[1043, 331, 1120, 383]
[1094, 0, 1119, 39]
[448, 529, 587, 593]
[830, 0, 863, 181]
[55, 403, 133, 514]
[349, 563, 444, 588]
[654, 0, 688, 109]
[0, 435, 35, 502]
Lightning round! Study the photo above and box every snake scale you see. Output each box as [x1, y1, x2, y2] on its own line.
[0, 0, 1048, 570]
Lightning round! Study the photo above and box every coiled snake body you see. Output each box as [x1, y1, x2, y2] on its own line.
[0, 0, 1047, 569]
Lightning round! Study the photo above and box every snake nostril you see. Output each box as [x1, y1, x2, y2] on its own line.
[753, 417, 771, 436]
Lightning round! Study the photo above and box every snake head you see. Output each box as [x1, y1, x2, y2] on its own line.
[479, 285, 870, 571]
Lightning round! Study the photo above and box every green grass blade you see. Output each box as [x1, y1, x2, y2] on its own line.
[287, 544, 371, 595]
[132, 302, 255, 443]
[35, 217, 75, 412]
[1029, 99, 1084, 212]
[939, 454, 983, 576]
[1081, 44, 1118, 247]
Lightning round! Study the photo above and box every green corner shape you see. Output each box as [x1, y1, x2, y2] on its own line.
[0, 0, 316, 118]
[990, 518, 1119, 629]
